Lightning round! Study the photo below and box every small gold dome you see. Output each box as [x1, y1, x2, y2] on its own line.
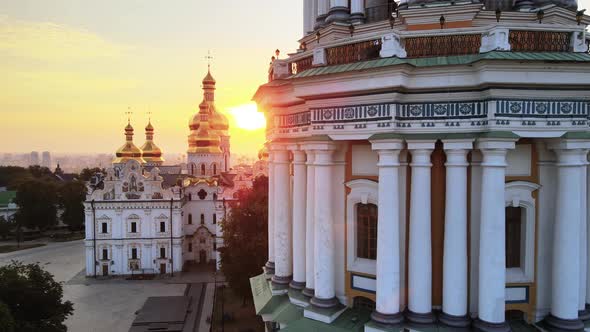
[113, 121, 146, 164]
[141, 121, 164, 164]
[188, 122, 222, 154]
[258, 146, 269, 160]
[203, 70, 216, 84]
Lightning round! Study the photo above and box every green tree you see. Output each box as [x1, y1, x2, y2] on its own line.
[0, 216, 13, 240]
[0, 261, 73, 332]
[58, 181, 87, 231]
[0, 301, 15, 332]
[0, 167, 32, 190]
[27, 166, 53, 179]
[14, 179, 58, 231]
[219, 176, 268, 305]
[78, 167, 104, 182]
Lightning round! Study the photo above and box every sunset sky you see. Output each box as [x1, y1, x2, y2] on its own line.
[1, 1, 589, 158]
[0, 1, 302, 157]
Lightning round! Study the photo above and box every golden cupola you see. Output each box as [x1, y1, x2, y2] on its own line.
[258, 145, 269, 161]
[140, 120, 164, 165]
[187, 69, 227, 154]
[113, 120, 146, 164]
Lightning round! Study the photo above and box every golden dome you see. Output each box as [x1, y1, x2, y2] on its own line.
[188, 121, 222, 154]
[258, 146, 269, 160]
[141, 120, 164, 164]
[203, 70, 216, 84]
[210, 110, 229, 132]
[113, 121, 146, 164]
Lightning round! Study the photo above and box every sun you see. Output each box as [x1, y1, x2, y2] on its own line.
[228, 103, 266, 130]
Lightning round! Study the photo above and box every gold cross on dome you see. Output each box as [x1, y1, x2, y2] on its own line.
[125, 108, 133, 123]
[205, 50, 214, 69]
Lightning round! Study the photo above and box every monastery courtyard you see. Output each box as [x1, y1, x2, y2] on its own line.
[0, 240, 217, 332]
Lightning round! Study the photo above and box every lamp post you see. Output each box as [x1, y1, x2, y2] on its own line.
[537, 9, 544, 24]
[496, 9, 502, 22]
[440, 15, 446, 29]
[577, 10, 585, 25]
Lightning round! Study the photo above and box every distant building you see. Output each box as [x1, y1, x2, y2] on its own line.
[29, 151, 39, 166]
[41, 151, 51, 169]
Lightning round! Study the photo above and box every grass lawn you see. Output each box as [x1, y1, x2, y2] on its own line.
[212, 286, 264, 332]
[0, 243, 46, 253]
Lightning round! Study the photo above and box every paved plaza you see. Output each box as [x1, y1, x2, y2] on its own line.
[0, 240, 216, 332]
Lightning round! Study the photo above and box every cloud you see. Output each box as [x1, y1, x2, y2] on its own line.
[0, 15, 130, 61]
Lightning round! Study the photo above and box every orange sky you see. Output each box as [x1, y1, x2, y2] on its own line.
[0, 1, 303, 158]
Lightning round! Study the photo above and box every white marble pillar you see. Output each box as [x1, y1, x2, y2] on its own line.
[265, 146, 275, 275]
[350, 0, 365, 23]
[315, 0, 330, 29]
[369, 139, 404, 326]
[580, 150, 589, 319]
[303, 149, 316, 297]
[325, 0, 349, 24]
[440, 140, 473, 328]
[473, 138, 515, 332]
[311, 144, 338, 308]
[543, 143, 587, 331]
[271, 146, 293, 289]
[290, 146, 307, 290]
[407, 140, 435, 324]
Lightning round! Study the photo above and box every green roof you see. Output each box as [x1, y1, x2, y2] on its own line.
[292, 52, 590, 78]
[0, 191, 16, 207]
[282, 308, 372, 332]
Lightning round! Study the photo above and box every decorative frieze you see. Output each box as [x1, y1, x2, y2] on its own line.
[495, 100, 589, 118]
[311, 104, 391, 123]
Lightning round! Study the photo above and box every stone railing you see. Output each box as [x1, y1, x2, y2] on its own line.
[273, 26, 587, 78]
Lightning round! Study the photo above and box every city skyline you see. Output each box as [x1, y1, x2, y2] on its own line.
[0, 1, 303, 156]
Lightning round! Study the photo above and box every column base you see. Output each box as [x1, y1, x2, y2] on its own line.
[264, 261, 275, 275]
[370, 311, 404, 326]
[302, 287, 315, 298]
[406, 309, 436, 325]
[325, 7, 350, 24]
[439, 311, 471, 328]
[578, 307, 590, 321]
[473, 318, 511, 332]
[310, 296, 339, 309]
[289, 280, 306, 290]
[349, 13, 365, 24]
[543, 313, 584, 332]
[271, 274, 291, 291]
[314, 14, 327, 30]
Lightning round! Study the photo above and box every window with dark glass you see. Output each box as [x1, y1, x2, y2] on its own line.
[188, 243, 192, 252]
[213, 214, 217, 224]
[213, 164, 217, 175]
[131, 248, 137, 259]
[160, 247, 166, 259]
[101, 223, 107, 234]
[102, 249, 108, 260]
[131, 222, 137, 233]
[201, 164, 206, 176]
[188, 214, 193, 225]
[357, 203, 378, 260]
[200, 214, 205, 225]
[160, 221, 166, 233]
[506, 206, 523, 268]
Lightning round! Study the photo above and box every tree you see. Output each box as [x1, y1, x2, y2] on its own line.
[0, 167, 32, 190]
[219, 176, 268, 305]
[0, 216, 13, 240]
[58, 181, 87, 231]
[27, 165, 53, 179]
[78, 167, 104, 182]
[0, 302, 15, 332]
[14, 179, 58, 231]
[0, 261, 73, 332]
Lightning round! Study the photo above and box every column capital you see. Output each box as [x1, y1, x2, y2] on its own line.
[291, 149, 307, 164]
[370, 138, 404, 152]
[547, 138, 590, 153]
[442, 139, 474, 151]
[406, 139, 436, 151]
[475, 137, 517, 151]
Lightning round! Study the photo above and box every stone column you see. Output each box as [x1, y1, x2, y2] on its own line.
[271, 145, 293, 290]
[311, 144, 338, 308]
[440, 139, 473, 328]
[303, 149, 316, 298]
[350, 0, 365, 23]
[407, 140, 435, 324]
[369, 139, 404, 326]
[543, 142, 588, 331]
[315, 0, 330, 29]
[265, 145, 275, 275]
[325, 0, 349, 24]
[290, 146, 307, 290]
[473, 138, 515, 332]
[580, 150, 589, 320]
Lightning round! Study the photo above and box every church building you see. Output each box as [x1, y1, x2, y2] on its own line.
[251, 0, 590, 331]
[84, 69, 239, 276]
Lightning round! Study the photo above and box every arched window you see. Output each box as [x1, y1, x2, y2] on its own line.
[201, 164, 206, 176]
[356, 203, 378, 260]
[188, 193, 192, 201]
[191, 164, 195, 175]
[213, 214, 217, 224]
[188, 214, 193, 225]
[213, 163, 217, 175]
[200, 214, 205, 224]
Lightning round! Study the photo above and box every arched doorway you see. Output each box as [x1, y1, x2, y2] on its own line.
[199, 250, 207, 264]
